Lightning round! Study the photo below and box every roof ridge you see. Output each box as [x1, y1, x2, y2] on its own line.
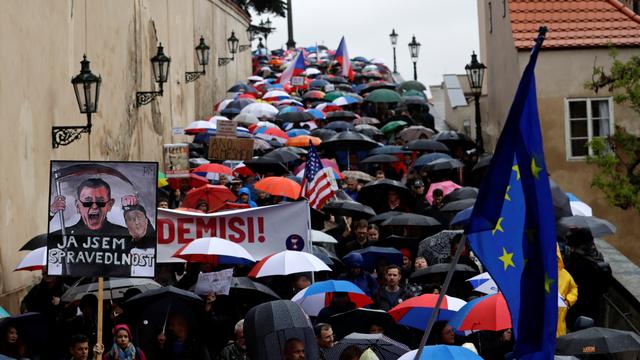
[606, 0, 640, 24]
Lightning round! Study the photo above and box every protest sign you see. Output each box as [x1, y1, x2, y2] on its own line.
[208, 137, 254, 161]
[216, 119, 237, 138]
[194, 269, 234, 295]
[157, 201, 309, 262]
[47, 161, 158, 278]
[163, 144, 190, 178]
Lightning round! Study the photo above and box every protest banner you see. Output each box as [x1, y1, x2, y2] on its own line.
[163, 143, 190, 178]
[194, 269, 234, 295]
[157, 201, 309, 262]
[208, 137, 254, 161]
[216, 119, 237, 138]
[47, 161, 158, 278]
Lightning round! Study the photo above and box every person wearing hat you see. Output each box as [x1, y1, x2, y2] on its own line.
[410, 179, 428, 214]
[339, 253, 378, 297]
[123, 203, 155, 250]
[104, 324, 146, 360]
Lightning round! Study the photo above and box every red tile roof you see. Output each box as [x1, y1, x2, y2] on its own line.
[510, 0, 640, 49]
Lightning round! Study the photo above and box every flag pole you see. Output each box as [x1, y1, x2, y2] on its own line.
[97, 277, 104, 348]
[414, 234, 467, 359]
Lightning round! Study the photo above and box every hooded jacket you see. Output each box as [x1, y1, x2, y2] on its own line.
[557, 245, 578, 337]
[236, 188, 257, 208]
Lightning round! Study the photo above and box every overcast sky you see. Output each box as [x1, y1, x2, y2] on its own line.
[251, 0, 479, 90]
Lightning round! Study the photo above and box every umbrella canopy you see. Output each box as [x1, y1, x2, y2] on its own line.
[418, 230, 464, 265]
[248, 251, 331, 277]
[444, 187, 479, 202]
[426, 181, 462, 204]
[287, 135, 322, 147]
[398, 346, 483, 360]
[303, 90, 326, 100]
[366, 88, 402, 103]
[466, 272, 499, 295]
[327, 309, 396, 340]
[182, 185, 237, 211]
[355, 124, 384, 138]
[15, 247, 46, 271]
[381, 213, 441, 227]
[226, 277, 281, 306]
[61, 278, 162, 302]
[409, 263, 479, 285]
[184, 120, 215, 134]
[240, 102, 279, 119]
[347, 246, 403, 271]
[334, 95, 363, 106]
[167, 173, 209, 190]
[323, 200, 376, 220]
[567, 193, 592, 216]
[243, 158, 290, 175]
[360, 154, 401, 164]
[326, 110, 359, 121]
[432, 130, 476, 150]
[0, 313, 48, 349]
[291, 280, 372, 316]
[403, 139, 450, 153]
[254, 176, 302, 199]
[424, 158, 464, 172]
[262, 148, 300, 163]
[228, 83, 258, 94]
[325, 333, 410, 360]
[353, 117, 381, 125]
[380, 120, 408, 135]
[342, 170, 374, 182]
[448, 293, 511, 331]
[325, 91, 350, 102]
[310, 230, 338, 244]
[413, 153, 453, 169]
[20, 234, 47, 251]
[325, 120, 356, 132]
[321, 131, 379, 152]
[172, 237, 256, 265]
[358, 179, 413, 208]
[557, 216, 617, 237]
[305, 108, 326, 120]
[440, 198, 476, 213]
[550, 179, 573, 219]
[369, 146, 409, 155]
[244, 300, 319, 360]
[389, 294, 466, 330]
[275, 111, 315, 123]
[311, 128, 338, 141]
[398, 126, 435, 142]
[556, 327, 640, 355]
[369, 211, 406, 224]
[398, 80, 427, 92]
[192, 163, 233, 180]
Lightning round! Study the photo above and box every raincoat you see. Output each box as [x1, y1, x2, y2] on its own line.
[557, 245, 578, 336]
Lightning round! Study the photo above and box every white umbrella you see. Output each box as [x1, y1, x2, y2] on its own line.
[262, 90, 290, 100]
[15, 247, 46, 271]
[209, 115, 230, 123]
[310, 230, 338, 244]
[303, 68, 321, 76]
[184, 120, 215, 133]
[248, 250, 331, 278]
[467, 272, 567, 308]
[173, 237, 256, 265]
[567, 193, 592, 216]
[248, 75, 264, 82]
[234, 113, 260, 126]
[217, 98, 234, 112]
[240, 103, 278, 120]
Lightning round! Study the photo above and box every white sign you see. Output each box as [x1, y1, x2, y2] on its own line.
[195, 269, 234, 295]
[291, 76, 305, 86]
[324, 84, 335, 92]
[172, 127, 185, 135]
[216, 119, 237, 138]
[157, 202, 310, 262]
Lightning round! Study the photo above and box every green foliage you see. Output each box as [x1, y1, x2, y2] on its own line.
[586, 49, 640, 215]
[235, 0, 287, 17]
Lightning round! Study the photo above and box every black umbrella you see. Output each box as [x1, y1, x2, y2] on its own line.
[356, 124, 384, 138]
[418, 230, 464, 265]
[472, 154, 493, 172]
[279, 146, 308, 156]
[403, 139, 450, 152]
[432, 130, 476, 150]
[557, 216, 617, 237]
[244, 300, 319, 360]
[325, 120, 356, 132]
[327, 111, 359, 121]
[313, 245, 341, 266]
[311, 128, 338, 141]
[424, 158, 464, 172]
[321, 131, 379, 152]
[369, 211, 407, 224]
[323, 200, 376, 219]
[20, 233, 47, 251]
[309, 79, 330, 90]
[359, 82, 397, 94]
[409, 263, 479, 283]
[369, 146, 408, 155]
[244, 157, 291, 175]
[275, 111, 315, 123]
[227, 277, 280, 305]
[440, 198, 476, 212]
[357, 179, 413, 209]
[381, 213, 441, 227]
[61, 278, 162, 302]
[377, 235, 422, 259]
[360, 154, 400, 164]
[556, 327, 640, 355]
[325, 333, 410, 360]
[264, 148, 301, 163]
[402, 95, 428, 105]
[328, 309, 396, 341]
[228, 83, 258, 94]
[226, 98, 256, 111]
[550, 179, 573, 220]
[444, 187, 479, 202]
[0, 313, 48, 349]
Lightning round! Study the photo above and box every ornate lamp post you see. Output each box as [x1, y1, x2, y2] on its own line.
[218, 31, 239, 66]
[185, 36, 210, 83]
[239, 25, 256, 52]
[136, 43, 171, 106]
[465, 51, 487, 154]
[52, 55, 101, 148]
[408, 35, 421, 81]
[389, 29, 398, 73]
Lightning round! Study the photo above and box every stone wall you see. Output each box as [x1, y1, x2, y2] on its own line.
[0, 0, 251, 312]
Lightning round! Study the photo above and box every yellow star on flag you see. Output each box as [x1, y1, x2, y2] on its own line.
[505, 185, 511, 201]
[544, 273, 555, 294]
[499, 247, 515, 270]
[531, 157, 542, 180]
[492, 217, 505, 236]
[512, 165, 521, 180]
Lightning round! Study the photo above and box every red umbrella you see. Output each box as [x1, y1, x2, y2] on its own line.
[193, 163, 233, 176]
[254, 177, 302, 199]
[448, 293, 511, 331]
[168, 173, 209, 190]
[182, 185, 237, 211]
[232, 162, 255, 177]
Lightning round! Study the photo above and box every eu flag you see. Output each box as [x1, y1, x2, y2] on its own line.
[466, 27, 557, 359]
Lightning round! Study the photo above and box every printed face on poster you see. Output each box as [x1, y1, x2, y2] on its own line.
[47, 161, 158, 278]
[163, 144, 190, 178]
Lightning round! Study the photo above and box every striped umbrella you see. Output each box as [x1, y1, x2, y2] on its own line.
[248, 251, 331, 278]
[292, 280, 372, 316]
[448, 293, 511, 331]
[389, 294, 466, 331]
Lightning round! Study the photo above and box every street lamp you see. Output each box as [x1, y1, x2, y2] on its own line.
[218, 31, 239, 66]
[408, 35, 421, 81]
[185, 36, 210, 83]
[465, 51, 487, 154]
[261, 18, 273, 52]
[52, 55, 101, 148]
[389, 29, 398, 73]
[239, 25, 256, 52]
[136, 43, 171, 106]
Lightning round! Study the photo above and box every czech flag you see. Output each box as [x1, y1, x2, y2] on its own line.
[278, 51, 305, 85]
[335, 36, 354, 81]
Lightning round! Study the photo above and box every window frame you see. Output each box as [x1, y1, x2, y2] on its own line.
[564, 97, 614, 160]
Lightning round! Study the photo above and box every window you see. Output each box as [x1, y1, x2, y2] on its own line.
[564, 98, 613, 159]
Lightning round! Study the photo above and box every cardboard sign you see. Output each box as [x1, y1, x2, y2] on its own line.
[216, 119, 237, 138]
[208, 137, 254, 161]
[291, 76, 305, 86]
[163, 144, 190, 178]
[194, 269, 234, 295]
[157, 202, 310, 262]
[47, 161, 158, 278]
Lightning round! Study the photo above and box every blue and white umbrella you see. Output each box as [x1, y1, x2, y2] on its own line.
[566, 192, 592, 216]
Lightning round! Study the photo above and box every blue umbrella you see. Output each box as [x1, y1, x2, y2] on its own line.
[450, 206, 474, 227]
[305, 109, 326, 120]
[348, 246, 403, 271]
[309, 79, 330, 90]
[287, 129, 310, 137]
[413, 152, 452, 169]
[399, 345, 483, 360]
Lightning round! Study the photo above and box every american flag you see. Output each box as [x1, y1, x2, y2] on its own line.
[303, 143, 338, 209]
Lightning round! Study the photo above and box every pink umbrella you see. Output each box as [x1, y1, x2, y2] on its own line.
[426, 181, 461, 204]
[15, 247, 46, 271]
[248, 250, 331, 278]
